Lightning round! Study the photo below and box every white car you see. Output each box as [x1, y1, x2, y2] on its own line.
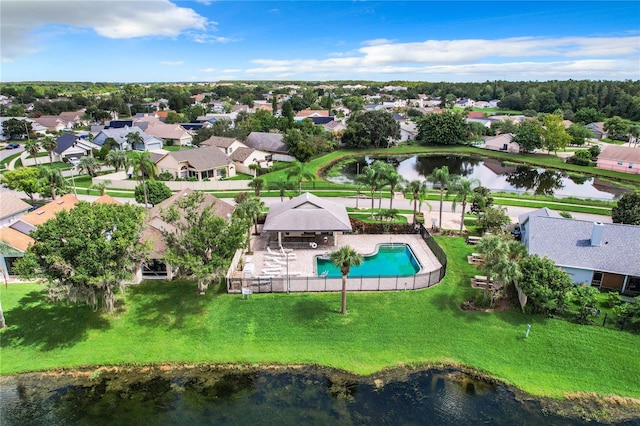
[69, 157, 80, 166]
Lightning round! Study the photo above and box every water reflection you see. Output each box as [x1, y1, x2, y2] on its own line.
[326, 155, 625, 200]
[0, 368, 602, 425]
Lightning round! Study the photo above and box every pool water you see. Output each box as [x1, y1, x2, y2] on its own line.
[316, 243, 421, 278]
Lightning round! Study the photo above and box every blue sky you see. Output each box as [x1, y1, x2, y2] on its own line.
[2, 1, 639, 83]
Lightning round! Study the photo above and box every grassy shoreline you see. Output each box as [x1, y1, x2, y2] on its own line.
[1, 237, 638, 401]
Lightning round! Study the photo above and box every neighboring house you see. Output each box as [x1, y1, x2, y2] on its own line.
[322, 120, 347, 134]
[32, 115, 68, 132]
[263, 192, 352, 248]
[154, 145, 236, 180]
[520, 209, 640, 295]
[482, 133, 519, 153]
[474, 101, 491, 108]
[586, 122, 607, 139]
[0, 117, 47, 140]
[58, 110, 88, 127]
[134, 116, 193, 146]
[455, 98, 475, 108]
[200, 136, 272, 172]
[93, 194, 123, 205]
[137, 188, 234, 282]
[11, 194, 80, 233]
[244, 132, 294, 162]
[0, 193, 32, 227]
[53, 133, 100, 162]
[596, 145, 640, 174]
[0, 226, 34, 276]
[399, 122, 418, 142]
[93, 126, 163, 151]
[294, 109, 330, 122]
[200, 136, 246, 155]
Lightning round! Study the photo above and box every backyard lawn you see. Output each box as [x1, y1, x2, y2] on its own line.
[1, 237, 638, 400]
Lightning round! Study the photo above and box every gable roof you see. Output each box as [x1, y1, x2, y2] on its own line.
[526, 216, 640, 277]
[0, 193, 32, 221]
[518, 206, 561, 227]
[54, 133, 79, 154]
[245, 132, 289, 154]
[19, 194, 80, 227]
[599, 145, 640, 163]
[263, 192, 352, 232]
[229, 147, 256, 162]
[0, 226, 34, 253]
[201, 136, 239, 148]
[149, 188, 235, 222]
[93, 194, 123, 205]
[159, 145, 232, 170]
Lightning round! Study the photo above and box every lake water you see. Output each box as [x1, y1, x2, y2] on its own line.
[326, 155, 628, 200]
[0, 367, 615, 425]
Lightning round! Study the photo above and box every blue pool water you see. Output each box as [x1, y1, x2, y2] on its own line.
[316, 244, 421, 278]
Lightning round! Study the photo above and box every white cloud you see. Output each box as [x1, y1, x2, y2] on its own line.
[1, 0, 209, 62]
[191, 34, 241, 44]
[198, 68, 217, 73]
[195, 0, 214, 5]
[362, 38, 396, 46]
[160, 61, 184, 66]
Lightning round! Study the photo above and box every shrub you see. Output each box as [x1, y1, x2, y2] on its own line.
[589, 145, 601, 159]
[157, 171, 173, 181]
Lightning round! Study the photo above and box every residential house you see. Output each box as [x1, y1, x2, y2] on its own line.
[0, 193, 32, 227]
[474, 101, 491, 108]
[0, 118, 47, 140]
[399, 122, 418, 142]
[93, 126, 163, 151]
[294, 108, 330, 122]
[596, 145, 640, 174]
[455, 98, 475, 108]
[244, 132, 294, 162]
[154, 145, 236, 180]
[10, 194, 80, 234]
[519, 208, 640, 294]
[0, 226, 34, 276]
[137, 188, 235, 282]
[32, 115, 68, 132]
[58, 110, 88, 128]
[133, 116, 193, 146]
[481, 133, 519, 153]
[586, 122, 607, 139]
[53, 133, 100, 162]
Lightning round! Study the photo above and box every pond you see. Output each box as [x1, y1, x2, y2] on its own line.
[326, 155, 628, 200]
[0, 367, 617, 425]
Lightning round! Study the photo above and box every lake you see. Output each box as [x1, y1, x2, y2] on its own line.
[325, 155, 628, 200]
[1, 366, 627, 425]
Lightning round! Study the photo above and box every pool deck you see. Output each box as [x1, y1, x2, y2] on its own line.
[244, 229, 442, 278]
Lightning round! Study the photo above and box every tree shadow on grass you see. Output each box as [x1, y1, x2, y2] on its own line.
[293, 296, 334, 324]
[128, 281, 208, 329]
[1, 290, 111, 351]
[428, 291, 482, 323]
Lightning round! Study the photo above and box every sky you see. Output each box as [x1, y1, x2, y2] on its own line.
[1, 0, 639, 83]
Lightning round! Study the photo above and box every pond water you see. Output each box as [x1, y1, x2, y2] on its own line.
[316, 243, 421, 278]
[326, 155, 628, 200]
[0, 367, 616, 425]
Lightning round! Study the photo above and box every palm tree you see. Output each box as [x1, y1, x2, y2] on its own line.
[403, 179, 427, 225]
[234, 197, 265, 254]
[448, 177, 480, 236]
[90, 180, 112, 196]
[127, 150, 157, 208]
[77, 156, 101, 177]
[628, 125, 640, 148]
[329, 245, 363, 315]
[428, 166, 452, 231]
[385, 170, 404, 210]
[25, 139, 40, 166]
[285, 160, 315, 195]
[248, 177, 266, 196]
[269, 180, 294, 201]
[40, 136, 57, 165]
[125, 131, 144, 150]
[355, 165, 380, 215]
[38, 166, 67, 200]
[104, 149, 129, 172]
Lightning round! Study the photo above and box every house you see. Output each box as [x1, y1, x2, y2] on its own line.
[586, 122, 607, 139]
[0, 226, 34, 276]
[53, 133, 100, 162]
[399, 122, 418, 142]
[11, 194, 80, 233]
[32, 115, 68, 132]
[0, 117, 47, 140]
[263, 192, 352, 248]
[93, 194, 123, 205]
[200, 136, 272, 172]
[134, 116, 193, 146]
[154, 145, 236, 181]
[294, 109, 330, 122]
[137, 188, 235, 282]
[596, 145, 640, 174]
[455, 98, 475, 108]
[0, 193, 32, 227]
[58, 110, 88, 128]
[245, 132, 294, 162]
[520, 210, 640, 295]
[482, 133, 519, 153]
[93, 127, 164, 151]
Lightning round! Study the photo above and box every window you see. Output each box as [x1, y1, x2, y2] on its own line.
[591, 271, 603, 287]
[617, 161, 623, 165]
[627, 276, 640, 292]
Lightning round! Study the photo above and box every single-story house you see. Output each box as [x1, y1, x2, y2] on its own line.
[53, 133, 100, 162]
[263, 192, 352, 248]
[58, 110, 88, 128]
[201, 136, 272, 171]
[519, 208, 640, 294]
[0, 226, 34, 276]
[244, 132, 294, 162]
[11, 194, 80, 234]
[0, 193, 32, 227]
[32, 115, 69, 132]
[154, 145, 236, 181]
[93, 126, 164, 151]
[137, 188, 235, 282]
[482, 133, 519, 153]
[596, 145, 640, 174]
[586, 122, 606, 139]
[134, 116, 193, 146]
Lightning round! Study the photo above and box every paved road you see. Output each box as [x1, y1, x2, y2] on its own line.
[0, 144, 24, 162]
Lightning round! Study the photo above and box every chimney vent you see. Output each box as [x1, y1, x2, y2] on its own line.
[590, 222, 604, 246]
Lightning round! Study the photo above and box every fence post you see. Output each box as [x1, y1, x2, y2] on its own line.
[602, 313, 607, 327]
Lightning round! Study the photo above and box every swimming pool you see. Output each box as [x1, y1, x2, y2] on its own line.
[316, 243, 422, 278]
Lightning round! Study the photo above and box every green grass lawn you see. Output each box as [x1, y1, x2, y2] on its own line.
[1, 237, 638, 400]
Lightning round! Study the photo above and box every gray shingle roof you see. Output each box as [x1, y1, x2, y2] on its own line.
[245, 132, 289, 154]
[201, 136, 237, 148]
[166, 145, 232, 170]
[229, 147, 255, 162]
[527, 216, 640, 276]
[263, 192, 352, 232]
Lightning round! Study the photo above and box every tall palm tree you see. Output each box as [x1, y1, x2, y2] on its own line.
[428, 166, 452, 231]
[448, 177, 480, 236]
[285, 160, 315, 195]
[403, 179, 427, 225]
[329, 245, 363, 315]
[234, 197, 265, 253]
[25, 139, 40, 166]
[355, 165, 380, 215]
[38, 166, 67, 200]
[90, 180, 112, 196]
[385, 170, 404, 210]
[248, 177, 266, 196]
[269, 180, 294, 201]
[371, 161, 391, 210]
[104, 149, 129, 172]
[40, 136, 57, 165]
[125, 131, 144, 150]
[127, 150, 157, 208]
[77, 156, 101, 177]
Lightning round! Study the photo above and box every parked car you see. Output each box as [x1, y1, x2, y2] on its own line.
[5, 143, 20, 149]
[68, 157, 80, 166]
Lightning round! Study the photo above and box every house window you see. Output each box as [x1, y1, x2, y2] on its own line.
[629, 163, 633, 169]
[591, 271, 603, 288]
[617, 161, 623, 166]
[627, 276, 640, 293]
